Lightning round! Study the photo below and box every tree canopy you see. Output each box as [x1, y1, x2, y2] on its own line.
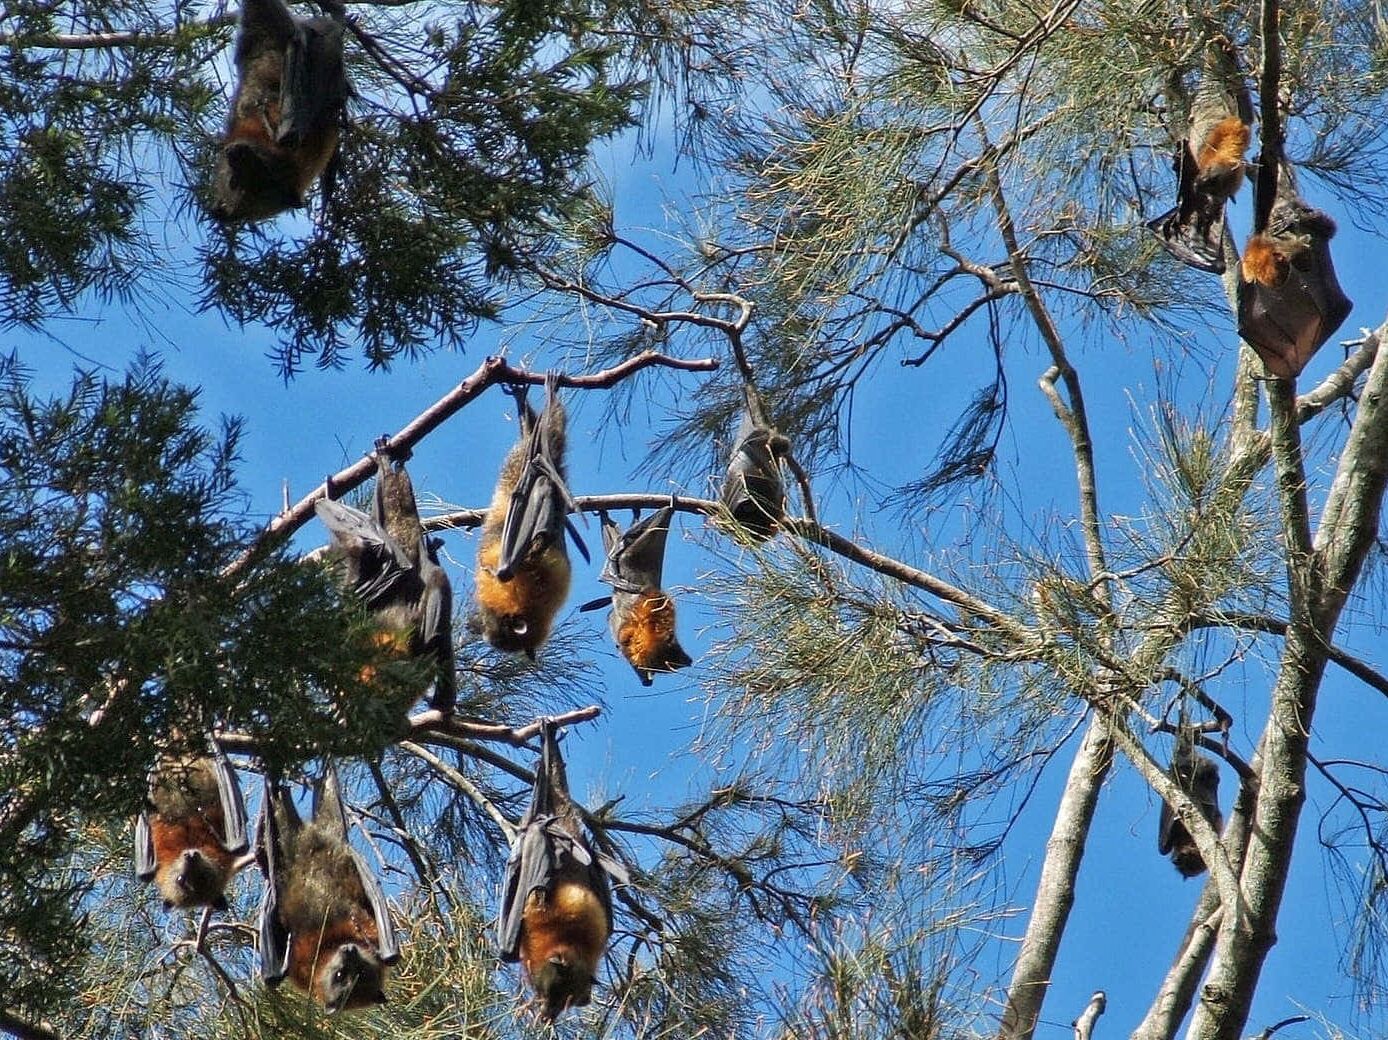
[3, 1, 1388, 1039]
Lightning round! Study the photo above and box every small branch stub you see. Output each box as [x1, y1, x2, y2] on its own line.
[1073, 990, 1107, 1040]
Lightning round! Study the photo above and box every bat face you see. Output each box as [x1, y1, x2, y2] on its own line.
[209, 0, 348, 223]
[612, 589, 691, 685]
[160, 848, 232, 911]
[258, 769, 399, 1010]
[314, 942, 389, 1013]
[136, 749, 248, 910]
[521, 882, 608, 1021]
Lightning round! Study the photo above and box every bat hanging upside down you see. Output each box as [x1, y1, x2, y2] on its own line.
[315, 441, 456, 713]
[1157, 728, 1223, 878]
[1146, 38, 1252, 274]
[209, 0, 351, 223]
[1236, 157, 1353, 379]
[580, 502, 692, 685]
[496, 719, 629, 1021]
[257, 764, 399, 1012]
[135, 742, 249, 910]
[473, 373, 589, 658]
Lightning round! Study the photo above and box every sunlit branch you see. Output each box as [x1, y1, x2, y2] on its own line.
[425, 495, 1024, 637]
[1071, 991, 1106, 1040]
[1190, 612, 1388, 700]
[226, 352, 717, 577]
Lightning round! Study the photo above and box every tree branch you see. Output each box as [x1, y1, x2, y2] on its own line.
[224, 352, 716, 578]
[0, 1011, 59, 1040]
[1072, 991, 1106, 1040]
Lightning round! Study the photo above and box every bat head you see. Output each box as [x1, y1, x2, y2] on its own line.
[314, 941, 389, 1013]
[531, 953, 595, 1021]
[1167, 825, 1207, 878]
[475, 608, 545, 658]
[209, 140, 305, 224]
[159, 848, 229, 909]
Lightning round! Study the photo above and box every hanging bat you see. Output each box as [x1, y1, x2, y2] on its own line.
[135, 743, 249, 910]
[473, 373, 589, 658]
[1237, 158, 1352, 379]
[257, 764, 399, 1012]
[718, 391, 790, 543]
[579, 504, 692, 685]
[209, 0, 351, 223]
[1157, 728, 1223, 878]
[1147, 38, 1253, 273]
[315, 442, 456, 713]
[497, 719, 629, 1021]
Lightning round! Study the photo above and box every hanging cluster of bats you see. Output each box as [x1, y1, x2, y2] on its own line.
[1146, 36, 1353, 378]
[158, 0, 1337, 1018]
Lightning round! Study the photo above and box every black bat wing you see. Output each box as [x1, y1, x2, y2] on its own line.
[349, 845, 401, 965]
[256, 776, 294, 985]
[720, 412, 786, 538]
[1237, 212, 1352, 379]
[315, 498, 413, 605]
[1156, 797, 1178, 856]
[1147, 144, 1226, 274]
[276, 15, 349, 148]
[419, 537, 456, 712]
[210, 742, 249, 855]
[497, 816, 554, 963]
[599, 505, 674, 595]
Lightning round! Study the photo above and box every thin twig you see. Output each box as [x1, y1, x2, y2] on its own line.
[398, 741, 517, 844]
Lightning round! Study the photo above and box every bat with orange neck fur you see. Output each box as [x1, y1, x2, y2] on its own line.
[579, 503, 692, 685]
[256, 764, 399, 1013]
[135, 742, 249, 910]
[473, 374, 589, 659]
[497, 719, 629, 1021]
[1147, 37, 1253, 273]
[209, 0, 350, 223]
[316, 442, 456, 713]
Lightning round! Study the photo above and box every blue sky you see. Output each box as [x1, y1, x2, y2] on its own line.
[14, 107, 1388, 1039]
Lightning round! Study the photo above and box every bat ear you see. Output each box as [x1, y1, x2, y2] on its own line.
[213, 894, 229, 912]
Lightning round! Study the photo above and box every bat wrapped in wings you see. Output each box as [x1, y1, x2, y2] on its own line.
[257, 764, 399, 1012]
[315, 442, 456, 713]
[1157, 726, 1223, 878]
[718, 388, 791, 544]
[1236, 157, 1352, 379]
[209, 0, 351, 223]
[497, 719, 629, 1021]
[1147, 37, 1253, 273]
[474, 373, 589, 658]
[135, 741, 249, 910]
[580, 503, 692, 685]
